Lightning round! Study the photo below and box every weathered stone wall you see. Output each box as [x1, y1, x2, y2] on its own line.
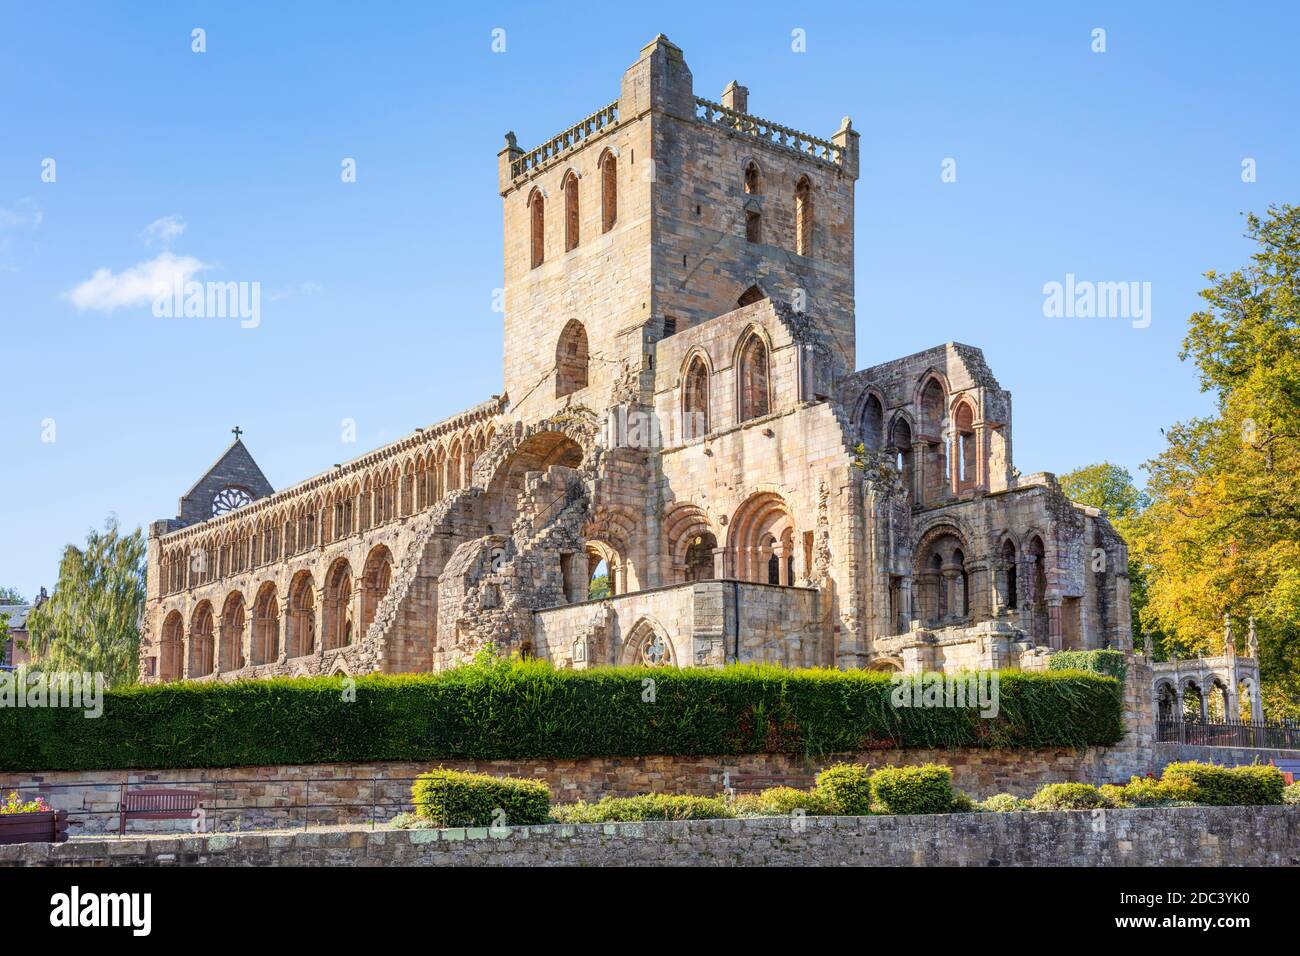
[1, 741, 1157, 838]
[533, 579, 823, 669]
[8, 806, 1297, 867]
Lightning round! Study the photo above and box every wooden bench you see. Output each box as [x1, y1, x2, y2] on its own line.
[1270, 759, 1300, 785]
[118, 788, 202, 836]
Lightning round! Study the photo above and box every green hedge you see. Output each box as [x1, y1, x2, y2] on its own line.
[1028, 782, 1111, 811]
[733, 786, 838, 817]
[411, 769, 551, 827]
[871, 764, 957, 814]
[551, 794, 732, 823]
[815, 763, 874, 815]
[1161, 761, 1286, 806]
[1048, 649, 1128, 684]
[0, 658, 1124, 772]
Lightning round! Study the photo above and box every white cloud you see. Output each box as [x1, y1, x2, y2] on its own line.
[141, 215, 186, 246]
[266, 280, 323, 302]
[0, 198, 43, 231]
[63, 252, 209, 312]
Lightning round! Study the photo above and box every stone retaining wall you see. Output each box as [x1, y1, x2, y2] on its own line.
[5, 806, 1298, 867]
[1, 743, 1155, 837]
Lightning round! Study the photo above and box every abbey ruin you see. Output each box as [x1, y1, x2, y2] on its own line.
[138, 36, 1133, 684]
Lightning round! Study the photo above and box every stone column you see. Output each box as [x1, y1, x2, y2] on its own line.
[1047, 595, 1063, 650]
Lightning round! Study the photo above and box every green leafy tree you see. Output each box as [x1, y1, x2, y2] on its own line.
[26, 517, 146, 687]
[588, 573, 610, 601]
[1059, 463, 1153, 647]
[1135, 204, 1300, 718]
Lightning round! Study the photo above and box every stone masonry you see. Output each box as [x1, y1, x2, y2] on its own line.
[138, 36, 1133, 685]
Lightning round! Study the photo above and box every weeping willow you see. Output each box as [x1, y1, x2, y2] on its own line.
[26, 517, 146, 688]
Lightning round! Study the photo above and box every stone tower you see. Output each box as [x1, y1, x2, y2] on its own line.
[497, 35, 861, 425]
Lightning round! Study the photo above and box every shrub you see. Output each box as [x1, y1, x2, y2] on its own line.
[0, 659, 1125, 772]
[949, 791, 975, 813]
[870, 764, 956, 815]
[1284, 782, 1300, 806]
[1160, 761, 1285, 806]
[733, 786, 837, 817]
[1048, 649, 1128, 683]
[1100, 774, 1198, 808]
[411, 769, 551, 827]
[978, 793, 1029, 812]
[1028, 782, 1113, 811]
[550, 794, 732, 824]
[815, 763, 874, 815]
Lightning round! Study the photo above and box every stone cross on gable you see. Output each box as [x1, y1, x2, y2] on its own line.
[232, 426, 243, 441]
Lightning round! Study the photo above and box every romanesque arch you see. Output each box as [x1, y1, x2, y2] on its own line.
[159, 610, 183, 681]
[952, 398, 977, 492]
[889, 414, 915, 501]
[252, 582, 280, 665]
[323, 558, 354, 651]
[219, 590, 246, 672]
[484, 428, 586, 532]
[914, 526, 970, 627]
[189, 601, 215, 678]
[360, 544, 394, 635]
[528, 187, 545, 269]
[287, 570, 316, 658]
[728, 491, 796, 585]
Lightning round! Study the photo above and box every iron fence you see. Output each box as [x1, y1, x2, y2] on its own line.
[1156, 717, 1300, 750]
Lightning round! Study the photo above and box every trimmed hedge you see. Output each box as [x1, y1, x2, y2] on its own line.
[870, 764, 957, 815]
[979, 793, 1030, 812]
[1028, 782, 1111, 811]
[1160, 761, 1285, 806]
[411, 769, 550, 827]
[1285, 782, 1300, 806]
[815, 763, 874, 815]
[1099, 775, 1198, 808]
[551, 794, 732, 823]
[0, 658, 1124, 772]
[1048, 649, 1128, 684]
[733, 786, 838, 817]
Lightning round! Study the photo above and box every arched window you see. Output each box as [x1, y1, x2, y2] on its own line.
[562, 171, 579, 252]
[743, 162, 761, 243]
[858, 393, 883, 450]
[323, 559, 353, 650]
[288, 572, 315, 658]
[159, 611, 184, 681]
[685, 532, 717, 582]
[189, 603, 214, 678]
[360, 545, 393, 636]
[737, 285, 766, 307]
[795, 176, 812, 256]
[737, 331, 770, 422]
[890, 417, 914, 502]
[252, 583, 279, 665]
[219, 592, 245, 672]
[1001, 539, 1018, 611]
[954, 401, 976, 491]
[528, 188, 544, 269]
[555, 319, 589, 397]
[600, 150, 617, 233]
[682, 355, 710, 440]
[919, 377, 948, 501]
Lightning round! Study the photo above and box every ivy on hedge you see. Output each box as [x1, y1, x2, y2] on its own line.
[0, 659, 1124, 772]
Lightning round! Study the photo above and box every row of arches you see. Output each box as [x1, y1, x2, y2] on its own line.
[155, 546, 394, 681]
[852, 373, 982, 504]
[162, 424, 497, 596]
[1156, 676, 1261, 723]
[529, 148, 617, 269]
[657, 492, 808, 588]
[679, 326, 773, 441]
[907, 527, 1050, 639]
[742, 161, 814, 257]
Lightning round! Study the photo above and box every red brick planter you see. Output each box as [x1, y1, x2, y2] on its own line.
[0, 809, 68, 844]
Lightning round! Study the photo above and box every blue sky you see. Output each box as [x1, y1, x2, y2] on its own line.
[1, 1, 1297, 599]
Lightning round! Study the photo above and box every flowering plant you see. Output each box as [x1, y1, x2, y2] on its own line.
[1, 791, 51, 815]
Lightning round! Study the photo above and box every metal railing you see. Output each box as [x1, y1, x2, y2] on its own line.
[1156, 718, 1300, 750]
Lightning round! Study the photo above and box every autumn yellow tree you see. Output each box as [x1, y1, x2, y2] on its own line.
[1136, 204, 1300, 718]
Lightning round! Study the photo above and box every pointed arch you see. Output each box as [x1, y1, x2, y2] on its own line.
[159, 610, 184, 681]
[736, 326, 771, 422]
[219, 590, 246, 672]
[287, 570, 316, 658]
[361, 544, 394, 635]
[681, 350, 711, 440]
[189, 601, 215, 678]
[795, 175, 813, 256]
[561, 169, 580, 252]
[555, 319, 589, 397]
[528, 187, 545, 268]
[855, 389, 885, 450]
[599, 148, 618, 233]
[323, 557, 354, 650]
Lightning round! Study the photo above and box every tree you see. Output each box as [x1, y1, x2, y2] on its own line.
[25, 517, 146, 687]
[0, 587, 25, 605]
[1136, 204, 1300, 718]
[588, 573, 610, 601]
[1059, 462, 1152, 645]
